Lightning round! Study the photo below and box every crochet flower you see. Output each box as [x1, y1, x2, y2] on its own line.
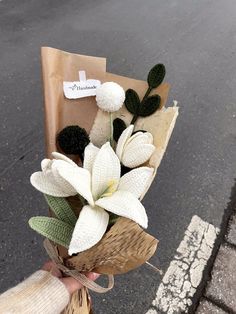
[30, 143, 154, 254]
[96, 82, 125, 112]
[57, 125, 90, 157]
[30, 152, 91, 198]
[116, 125, 156, 168]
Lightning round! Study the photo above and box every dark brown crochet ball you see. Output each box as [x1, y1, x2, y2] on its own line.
[57, 125, 90, 156]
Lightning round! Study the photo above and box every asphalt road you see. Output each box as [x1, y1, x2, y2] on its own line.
[1, 1, 236, 313]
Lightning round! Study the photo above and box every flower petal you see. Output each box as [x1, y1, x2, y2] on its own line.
[52, 152, 77, 166]
[30, 171, 76, 197]
[145, 132, 154, 144]
[118, 167, 154, 198]
[122, 143, 155, 168]
[53, 160, 94, 206]
[83, 143, 100, 174]
[92, 142, 121, 200]
[116, 125, 134, 160]
[41, 159, 52, 171]
[127, 132, 153, 147]
[125, 131, 143, 146]
[68, 205, 109, 255]
[126, 132, 153, 145]
[95, 190, 148, 228]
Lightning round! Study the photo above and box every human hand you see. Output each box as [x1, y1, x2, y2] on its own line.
[42, 261, 99, 295]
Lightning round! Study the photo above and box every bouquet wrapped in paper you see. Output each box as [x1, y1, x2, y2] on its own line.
[28, 47, 178, 313]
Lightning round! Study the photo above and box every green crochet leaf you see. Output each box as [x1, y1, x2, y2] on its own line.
[124, 89, 141, 115]
[113, 118, 127, 142]
[44, 194, 77, 226]
[147, 64, 166, 88]
[139, 95, 161, 117]
[29, 216, 73, 248]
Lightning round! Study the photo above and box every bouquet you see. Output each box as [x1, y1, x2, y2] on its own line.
[28, 47, 178, 313]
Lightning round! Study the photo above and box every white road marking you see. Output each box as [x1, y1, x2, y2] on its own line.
[146, 215, 219, 314]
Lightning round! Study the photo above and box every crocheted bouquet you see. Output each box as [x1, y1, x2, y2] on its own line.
[28, 47, 178, 312]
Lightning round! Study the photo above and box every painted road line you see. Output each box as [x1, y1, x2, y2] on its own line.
[146, 215, 219, 314]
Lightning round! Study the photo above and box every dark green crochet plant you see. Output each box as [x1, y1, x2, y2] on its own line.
[113, 63, 166, 141]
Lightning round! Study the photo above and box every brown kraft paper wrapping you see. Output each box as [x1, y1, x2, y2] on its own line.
[41, 47, 106, 157]
[41, 47, 178, 314]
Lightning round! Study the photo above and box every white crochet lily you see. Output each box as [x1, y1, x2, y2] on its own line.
[116, 125, 156, 168]
[30, 152, 94, 203]
[31, 143, 154, 255]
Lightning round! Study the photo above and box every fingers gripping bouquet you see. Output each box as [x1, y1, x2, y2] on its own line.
[28, 47, 178, 313]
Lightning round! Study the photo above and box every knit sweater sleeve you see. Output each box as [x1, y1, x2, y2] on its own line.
[0, 270, 70, 314]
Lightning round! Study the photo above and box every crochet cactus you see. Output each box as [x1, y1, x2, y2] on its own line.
[44, 194, 77, 226]
[29, 216, 73, 248]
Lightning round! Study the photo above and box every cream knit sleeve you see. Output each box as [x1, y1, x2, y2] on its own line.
[0, 270, 70, 314]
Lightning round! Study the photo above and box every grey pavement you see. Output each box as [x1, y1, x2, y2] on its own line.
[196, 209, 236, 313]
[1, 1, 236, 313]
[197, 299, 227, 314]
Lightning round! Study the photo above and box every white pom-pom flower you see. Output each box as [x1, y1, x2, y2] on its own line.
[96, 82, 125, 112]
[30, 143, 154, 254]
[116, 125, 156, 168]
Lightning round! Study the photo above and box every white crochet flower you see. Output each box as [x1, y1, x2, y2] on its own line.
[96, 82, 125, 112]
[30, 152, 93, 200]
[30, 143, 154, 254]
[116, 125, 156, 168]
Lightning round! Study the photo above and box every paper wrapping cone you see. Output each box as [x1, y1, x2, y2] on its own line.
[41, 47, 178, 314]
[41, 47, 106, 156]
[62, 288, 92, 314]
[65, 217, 158, 274]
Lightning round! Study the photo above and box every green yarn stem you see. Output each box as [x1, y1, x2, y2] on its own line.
[131, 86, 153, 125]
[131, 114, 138, 124]
[142, 86, 152, 103]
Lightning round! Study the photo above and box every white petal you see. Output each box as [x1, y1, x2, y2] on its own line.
[145, 132, 154, 144]
[30, 171, 76, 197]
[53, 160, 94, 206]
[95, 190, 148, 228]
[126, 132, 153, 145]
[125, 131, 143, 146]
[122, 143, 155, 168]
[83, 143, 100, 174]
[92, 142, 121, 200]
[127, 132, 152, 147]
[68, 205, 109, 254]
[51, 152, 77, 166]
[116, 125, 134, 160]
[41, 159, 52, 171]
[118, 167, 154, 198]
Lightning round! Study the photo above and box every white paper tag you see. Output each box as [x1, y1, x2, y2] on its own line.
[63, 71, 101, 99]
